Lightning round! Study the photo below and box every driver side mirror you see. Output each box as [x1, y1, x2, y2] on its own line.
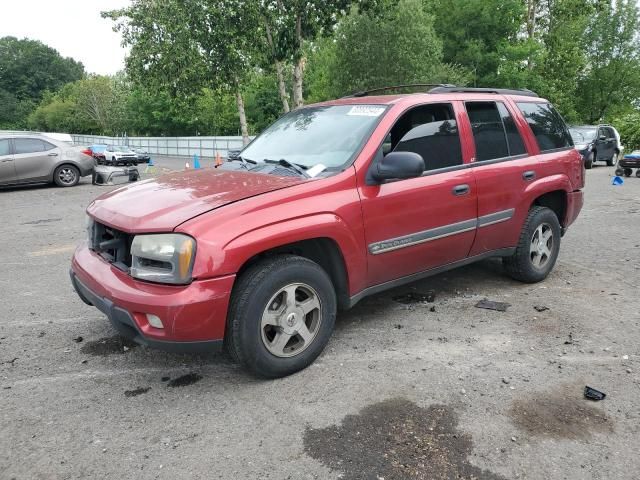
[599, 135, 607, 141]
[372, 151, 425, 182]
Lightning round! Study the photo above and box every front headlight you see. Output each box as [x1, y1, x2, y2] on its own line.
[130, 234, 196, 285]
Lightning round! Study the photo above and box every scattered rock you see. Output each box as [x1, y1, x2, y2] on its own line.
[73, 336, 83, 343]
[533, 305, 549, 312]
[161, 376, 170, 382]
[626, 368, 632, 374]
[502, 378, 510, 385]
[393, 324, 403, 329]
[622, 355, 629, 360]
[38, 331, 45, 338]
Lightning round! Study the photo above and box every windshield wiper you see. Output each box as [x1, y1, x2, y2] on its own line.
[262, 158, 310, 178]
[227, 154, 257, 169]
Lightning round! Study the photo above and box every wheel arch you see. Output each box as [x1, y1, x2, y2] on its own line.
[532, 190, 567, 226]
[235, 237, 351, 310]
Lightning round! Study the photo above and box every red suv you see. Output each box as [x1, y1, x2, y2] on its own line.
[70, 86, 584, 378]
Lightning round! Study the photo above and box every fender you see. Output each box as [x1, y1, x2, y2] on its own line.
[193, 213, 367, 295]
[522, 173, 571, 205]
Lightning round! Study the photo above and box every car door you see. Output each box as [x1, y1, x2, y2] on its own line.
[465, 100, 535, 255]
[358, 102, 478, 287]
[0, 138, 17, 184]
[13, 137, 59, 182]
[595, 127, 614, 161]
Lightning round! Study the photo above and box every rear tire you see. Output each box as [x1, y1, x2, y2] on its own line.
[225, 255, 337, 378]
[53, 165, 80, 187]
[503, 206, 561, 283]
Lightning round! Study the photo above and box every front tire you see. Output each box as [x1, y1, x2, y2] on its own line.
[503, 206, 561, 283]
[585, 153, 593, 169]
[607, 151, 617, 167]
[225, 255, 337, 378]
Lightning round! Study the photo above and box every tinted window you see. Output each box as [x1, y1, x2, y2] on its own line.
[517, 102, 573, 152]
[391, 103, 463, 171]
[0, 139, 10, 156]
[466, 102, 509, 161]
[606, 127, 616, 139]
[14, 138, 53, 154]
[497, 103, 527, 156]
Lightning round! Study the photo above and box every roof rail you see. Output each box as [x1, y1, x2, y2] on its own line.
[342, 83, 457, 98]
[428, 86, 539, 97]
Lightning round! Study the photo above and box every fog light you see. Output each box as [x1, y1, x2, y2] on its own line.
[146, 314, 164, 329]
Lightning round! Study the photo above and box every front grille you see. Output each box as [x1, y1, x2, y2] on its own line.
[89, 221, 133, 271]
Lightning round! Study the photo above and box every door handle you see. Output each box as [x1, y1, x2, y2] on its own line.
[523, 171, 536, 181]
[48, 152, 58, 157]
[452, 184, 470, 196]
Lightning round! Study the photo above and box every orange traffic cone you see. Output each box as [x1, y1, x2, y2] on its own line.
[215, 152, 223, 168]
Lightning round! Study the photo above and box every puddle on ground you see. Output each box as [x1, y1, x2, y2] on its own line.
[167, 373, 202, 388]
[124, 387, 151, 397]
[509, 391, 613, 440]
[80, 336, 139, 356]
[304, 398, 504, 480]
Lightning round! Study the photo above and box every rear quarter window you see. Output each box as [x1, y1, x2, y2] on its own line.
[516, 102, 573, 152]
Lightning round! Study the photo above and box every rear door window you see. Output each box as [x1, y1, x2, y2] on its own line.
[516, 102, 573, 152]
[0, 139, 11, 156]
[391, 103, 463, 172]
[13, 138, 52, 154]
[497, 103, 527, 156]
[466, 102, 527, 161]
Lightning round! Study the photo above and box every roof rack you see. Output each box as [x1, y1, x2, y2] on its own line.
[343, 83, 457, 98]
[428, 86, 539, 97]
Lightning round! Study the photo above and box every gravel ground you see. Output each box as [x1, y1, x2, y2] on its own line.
[0, 163, 639, 479]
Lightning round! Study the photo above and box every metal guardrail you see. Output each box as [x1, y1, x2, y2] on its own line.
[71, 134, 251, 159]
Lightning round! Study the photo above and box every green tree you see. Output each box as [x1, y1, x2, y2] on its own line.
[105, 0, 260, 144]
[576, 0, 640, 122]
[429, 0, 525, 87]
[0, 36, 84, 128]
[327, 0, 467, 97]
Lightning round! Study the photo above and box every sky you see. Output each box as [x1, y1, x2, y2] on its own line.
[0, 0, 130, 75]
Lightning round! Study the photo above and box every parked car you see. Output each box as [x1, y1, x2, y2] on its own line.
[0, 133, 95, 187]
[71, 86, 584, 378]
[88, 144, 108, 164]
[569, 124, 621, 169]
[132, 148, 150, 163]
[103, 145, 138, 166]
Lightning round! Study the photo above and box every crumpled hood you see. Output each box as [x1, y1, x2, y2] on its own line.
[87, 168, 305, 232]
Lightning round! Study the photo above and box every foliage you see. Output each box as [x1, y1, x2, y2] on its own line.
[0, 36, 84, 128]
[613, 111, 640, 150]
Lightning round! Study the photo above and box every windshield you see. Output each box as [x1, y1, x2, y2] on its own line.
[569, 127, 597, 144]
[241, 104, 387, 169]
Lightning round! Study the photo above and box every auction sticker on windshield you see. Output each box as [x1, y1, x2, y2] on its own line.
[347, 106, 385, 117]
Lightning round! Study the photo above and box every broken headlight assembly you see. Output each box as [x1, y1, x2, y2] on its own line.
[130, 234, 196, 285]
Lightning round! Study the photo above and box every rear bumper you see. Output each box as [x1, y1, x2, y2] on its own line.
[564, 190, 584, 231]
[70, 243, 235, 353]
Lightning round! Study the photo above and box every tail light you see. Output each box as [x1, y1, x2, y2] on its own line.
[82, 148, 92, 156]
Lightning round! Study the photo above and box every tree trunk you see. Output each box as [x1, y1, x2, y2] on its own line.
[234, 83, 250, 146]
[264, 19, 290, 113]
[292, 13, 305, 109]
[292, 57, 305, 109]
[526, 0, 538, 70]
[275, 61, 290, 113]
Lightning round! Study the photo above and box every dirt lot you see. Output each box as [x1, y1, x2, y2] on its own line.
[1, 164, 639, 479]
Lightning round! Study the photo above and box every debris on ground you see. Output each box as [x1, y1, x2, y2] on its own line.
[564, 332, 574, 345]
[475, 299, 511, 312]
[166, 373, 203, 388]
[534, 305, 549, 312]
[124, 387, 151, 397]
[73, 336, 83, 343]
[161, 376, 170, 382]
[392, 291, 436, 304]
[584, 386, 606, 401]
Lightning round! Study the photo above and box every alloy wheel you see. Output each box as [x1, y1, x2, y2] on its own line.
[529, 223, 553, 269]
[260, 283, 322, 358]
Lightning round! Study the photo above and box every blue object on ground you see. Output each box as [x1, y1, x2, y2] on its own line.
[612, 176, 624, 186]
[147, 157, 154, 166]
[193, 154, 201, 169]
